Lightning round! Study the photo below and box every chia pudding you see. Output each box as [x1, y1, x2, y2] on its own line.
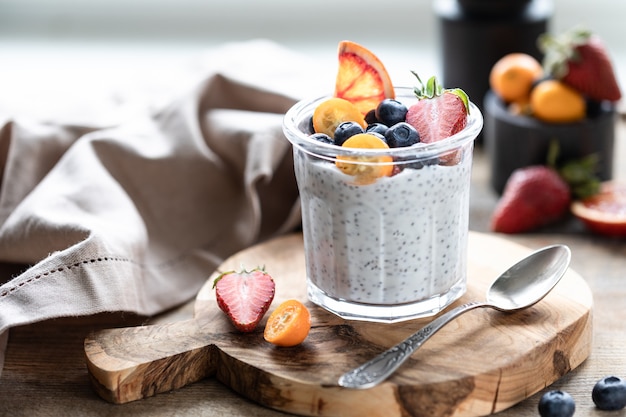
[283, 88, 483, 322]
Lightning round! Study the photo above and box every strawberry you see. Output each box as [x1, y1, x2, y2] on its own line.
[540, 27, 622, 102]
[405, 73, 470, 143]
[213, 266, 275, 332]
[490, 166, 571, 234]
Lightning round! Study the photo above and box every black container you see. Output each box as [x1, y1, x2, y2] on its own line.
[434, 0, 553, 122]
[484, 91, 616, 195]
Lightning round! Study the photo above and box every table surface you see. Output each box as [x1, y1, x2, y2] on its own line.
[1, 119, 625, 417]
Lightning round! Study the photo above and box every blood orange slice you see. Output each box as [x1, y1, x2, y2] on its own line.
[334, 40, 395, 114]
[571, 181, 626, 237]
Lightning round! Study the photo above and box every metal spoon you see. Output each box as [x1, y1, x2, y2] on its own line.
[338, 244, 572, 389]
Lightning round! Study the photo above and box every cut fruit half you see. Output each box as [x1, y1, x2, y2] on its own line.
[334, 40, 395, 114]
[312, 97, 366, 138]
[335, 133, 394, 185]
[263, 299, 311, 347]
[571, 181, 626, 237]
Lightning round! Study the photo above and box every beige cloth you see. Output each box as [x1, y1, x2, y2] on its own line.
[0, 40, 327, 373]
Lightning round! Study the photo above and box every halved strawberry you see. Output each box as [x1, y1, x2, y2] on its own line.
[213, 267, 275, 332]
[405, 73, 470, 144]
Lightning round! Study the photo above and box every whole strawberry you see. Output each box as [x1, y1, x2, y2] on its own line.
[540, 27, 622, 102]
[213, 267, 275, 332]
[491, 166, 571, 234]
[405, 73, 470, 143]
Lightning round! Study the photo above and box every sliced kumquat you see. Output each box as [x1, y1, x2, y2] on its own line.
[263, 299, 311, 347]
[334, 40, 395, 114]
[335, 133, 394, 184]
[312, 97, 366, 138]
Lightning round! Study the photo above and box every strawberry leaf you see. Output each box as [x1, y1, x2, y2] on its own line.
[411, 72, 469, 113]
[547, 140, 601, 200]
[539, 26, 593, 79]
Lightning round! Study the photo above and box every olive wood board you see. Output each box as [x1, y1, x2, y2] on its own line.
[84, 231, 593, 417]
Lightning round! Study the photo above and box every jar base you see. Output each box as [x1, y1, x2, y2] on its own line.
[307, 277, 466, 323]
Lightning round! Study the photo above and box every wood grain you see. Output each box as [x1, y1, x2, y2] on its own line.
[84, 231, 593, 417]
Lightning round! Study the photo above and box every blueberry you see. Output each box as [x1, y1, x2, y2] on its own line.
[334, 121, 364, 146]
[538, 390, 575, 417]
[592, 376, 626, 410]
[375, 99, 408, 126]
[366, 123, 389, 136]
[384, 122, 420, 148]
[309, 133, 334, 145]
[364, 108, 379, 125]
[398, 156, 440, 170]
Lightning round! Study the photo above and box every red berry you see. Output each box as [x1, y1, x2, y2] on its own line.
[540, 28, 622, 102]
[405, 74, 469, 143]
[491, 166, 571, 234]
[213, 267, 275, 332]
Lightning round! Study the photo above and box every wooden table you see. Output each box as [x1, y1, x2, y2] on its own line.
[1, 132, 626, 416]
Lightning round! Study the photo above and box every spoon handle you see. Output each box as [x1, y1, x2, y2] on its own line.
[338, 301, 487, 389]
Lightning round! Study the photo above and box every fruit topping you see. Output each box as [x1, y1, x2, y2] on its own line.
[571, 181, 626, 237]
[530, 79, 586, 123]
[263, 299, 311, 347]
[304, 41, 473, 183]
[375, 98, 408, 126]
[312, 97, 366, 138]
[384, 122, 420, 148]
[365, 122, 389, 136]
[335, 133, 393, 184]
[405, 73, 470, 143]
[538, 390, 576, 417]
[592, 376, 626, 410]
[489, 52, 543, 104]
[213, 266, 275, 333]
[334, 40, 395, 114]
[334, 121, 365, 146]
[490, 165, 571, 234]
[540, 27, 622, 102]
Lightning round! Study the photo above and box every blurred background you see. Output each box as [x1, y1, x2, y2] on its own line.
[0, 0, 624, 122]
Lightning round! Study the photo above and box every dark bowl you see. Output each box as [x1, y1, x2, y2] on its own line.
[483, 90, 616, 194]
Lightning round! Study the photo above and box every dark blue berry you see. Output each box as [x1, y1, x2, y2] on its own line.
[384, 122, 420, 148]
[592, 376, 626, 410]
[309, 133, 334, 145]
[538, 390, 575, 417]
[334, 121, 364, 146]
[397, 156, 440, 170]
[375, 99, 408, 126]
[364, 109, 379, 125]
[366, 123, 389, 136]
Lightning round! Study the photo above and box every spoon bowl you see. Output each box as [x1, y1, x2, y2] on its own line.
[487, 244, 571, 311]
[338, 244, 572, 389]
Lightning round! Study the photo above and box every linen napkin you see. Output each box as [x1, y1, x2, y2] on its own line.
[0, 39, 331, 373]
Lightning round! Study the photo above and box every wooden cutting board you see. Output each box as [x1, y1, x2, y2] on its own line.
[84, 232, 593, 417]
